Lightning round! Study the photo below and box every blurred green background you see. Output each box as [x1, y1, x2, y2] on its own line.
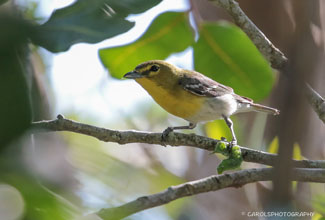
[1, 0, 325, 219]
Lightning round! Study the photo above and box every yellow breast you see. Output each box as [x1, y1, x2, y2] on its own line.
[136, 78, 203, 120]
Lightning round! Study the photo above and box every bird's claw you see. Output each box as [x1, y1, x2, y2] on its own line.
[220, 137, 236, 147]
[161, 127, 173, 142]
[221, 137, 227, 142]
[230, 139, 237, 146]
[226, 139, 237, 151]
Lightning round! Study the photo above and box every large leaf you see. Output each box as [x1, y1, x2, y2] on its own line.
[194, 22, 274, 101]
[0, 0, 8, 5]
[1, 176, 78, 220]
[313, 194, 325, 216]
[31, 0, 161, 52]
[205, 120, 232, 142]
[0, 14, 32, 149]
[0, 158, 80, 220]
[99, 12, 194, 79]
[268, 136, 279, 154]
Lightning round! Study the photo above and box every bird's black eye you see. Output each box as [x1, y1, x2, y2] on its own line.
[150, 65, 159, 72]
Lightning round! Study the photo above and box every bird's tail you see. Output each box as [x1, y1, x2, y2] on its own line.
[250, 103, 280, 115]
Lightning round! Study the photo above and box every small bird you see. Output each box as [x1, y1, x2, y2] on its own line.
[124, 60, 279, 145]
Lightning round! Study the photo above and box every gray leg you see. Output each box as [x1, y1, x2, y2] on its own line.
[222, 115, 237, 145]
[162, 122, 196, 140]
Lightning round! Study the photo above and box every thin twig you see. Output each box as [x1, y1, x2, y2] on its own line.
[208, 0, 287, 68]
[208, 0, 325, 125]
[28, 1, 325, 220]
[305, 84, 325, 124]
[31, 115, 325, 169]
[96, 168, 325, 220]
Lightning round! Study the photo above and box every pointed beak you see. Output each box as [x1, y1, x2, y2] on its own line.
[123, 71, 144, 79]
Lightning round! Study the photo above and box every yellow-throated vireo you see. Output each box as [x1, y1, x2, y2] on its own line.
[124, 60, 279, 145]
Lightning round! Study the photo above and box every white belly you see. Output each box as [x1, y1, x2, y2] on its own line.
[186, 94, 239, 123]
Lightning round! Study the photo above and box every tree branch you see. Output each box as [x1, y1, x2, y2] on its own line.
[31, 115, 325, 169]
[208, 0, 324, 211]
[96, 168, 325, 220]
[32, 117, 325, 219]
[208, 0, 288, 69]
[27, 1, 324, 220]
[305, 84, 325, 124]
[209, 0, 325, 126]
[210, 0, 288, 69]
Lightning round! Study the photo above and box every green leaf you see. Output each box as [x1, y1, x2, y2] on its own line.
[0, 0, 8, 5]
[293, 142, 303, 160]
[313, 194, 325, 216]
[216, 145, 242, 174]
[0, 15, 32, 149]
[0, 153, 80, 220]
[292, 143, 303, 191]
[99, 12, 194, 79]
[312, 213, 325, 220]
[205, 120, 232, 142]
[1, 173, 79, 220]
[268, 136, 279, 154]
[213, 141, 228, 156]
[0, 63, 31, 148]
[194, 21, 274, 101]
[31, 0, 161, 52]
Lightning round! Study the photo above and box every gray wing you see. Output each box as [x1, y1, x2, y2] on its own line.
[178, 72, 234, 97]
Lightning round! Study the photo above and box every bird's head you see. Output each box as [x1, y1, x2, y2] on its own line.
[123, 60, 178, 80]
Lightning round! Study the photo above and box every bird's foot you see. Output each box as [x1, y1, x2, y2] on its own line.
[215, 139, 242, 174]
[230, 139, 237, 146]
[220, 137, 237, 148]
[226, 139, 237, 152]
[161, 127, 174, 143]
